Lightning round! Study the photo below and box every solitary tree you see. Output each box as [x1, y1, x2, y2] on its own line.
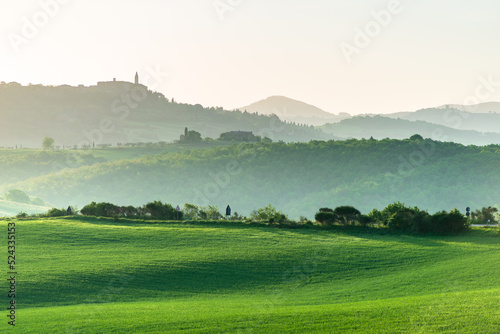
[42, 137, 55, 150]
[471, 206, 499, 224]
[181, 130, 202, 143]
[409, 134, 424, 141]
[333, 206, 361, 225]
[183, 203, 200, 220]
[205, 205, 222, 220]
[250, 204, 287, 223]
[315, 208, 336, 226]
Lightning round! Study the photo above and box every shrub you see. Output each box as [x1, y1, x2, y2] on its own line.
[373, 202, 466, 235]
[81, 202, 120, 217]
[333, 206, 361, 225]
[375, 202, 430, 232]
[387, 208, 417, 231]
[429, 209, 468, 235]
[145, 201, 178, 220]
[314, 211, 336, 226]
[250, 204, 287, 224]
[368, 209, 383, 225]
[358, 214, 374, 227]
[80, 201, 183, 220]
[471, 206, 499, 224]
[377, 202, 409, 226]
[183, 203, 200, 220]
[46, 208, 68, 217]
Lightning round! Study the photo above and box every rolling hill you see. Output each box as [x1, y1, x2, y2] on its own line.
[0, 82, 331, 148]
[385, 107, 500, 133]
[0, 143, 239, 188]
[240, 96, 350, 126]
[321, 116, 500, 146]
[4, 139, 500, 219]
[3, 81, 500, 149]
[437, 101, 500, 114]
[2, 217, 498, 333]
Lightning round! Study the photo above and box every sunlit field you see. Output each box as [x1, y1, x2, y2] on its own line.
[2, 217, 498, 333]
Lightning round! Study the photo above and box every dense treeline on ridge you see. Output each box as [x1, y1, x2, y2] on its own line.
[17, 197, 494, 235]
[2, 137, 500, 218]
[18, 200, 475, 236]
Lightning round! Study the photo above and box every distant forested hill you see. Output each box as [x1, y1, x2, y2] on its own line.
[0, 150, 106, 186]
[5, 138, 500, 218]
[240, 96, 350, 126]
[385, 107, 500, 133]
[438, 102, 500, 114]
[321, 116, 500, 145]
[0, 82, 330, 148]
[0, 142, 241, 190]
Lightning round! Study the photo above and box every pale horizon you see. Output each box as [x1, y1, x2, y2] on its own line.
[2, 0, 500, 115]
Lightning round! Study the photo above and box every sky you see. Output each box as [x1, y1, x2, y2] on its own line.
[1, 0, 500, 115]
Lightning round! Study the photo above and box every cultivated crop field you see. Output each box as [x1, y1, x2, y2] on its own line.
[2, 217, 499, 333]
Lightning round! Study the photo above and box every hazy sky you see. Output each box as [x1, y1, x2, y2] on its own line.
[2, 0, 500, 115]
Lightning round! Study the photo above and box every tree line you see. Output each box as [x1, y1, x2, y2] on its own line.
[22, 201, 497, 236]
[315, 203, 471, 235]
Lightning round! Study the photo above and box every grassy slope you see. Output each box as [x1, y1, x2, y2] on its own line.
[1, 218, 498, 333]
[0, 142, 234, 217]
[8, 140, 500, 218]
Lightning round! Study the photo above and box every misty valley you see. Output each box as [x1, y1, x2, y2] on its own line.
[1, 79, 499, 334]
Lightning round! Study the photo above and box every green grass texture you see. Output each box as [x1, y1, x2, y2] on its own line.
[1, 217, 499, 333]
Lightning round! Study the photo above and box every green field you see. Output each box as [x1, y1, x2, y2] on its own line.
[2, 217, 499, 333]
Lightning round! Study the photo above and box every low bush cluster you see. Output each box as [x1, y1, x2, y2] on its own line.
[315, 202, 469, 235]
[80, 201, 183, 220]
[29, 200, 484, 236]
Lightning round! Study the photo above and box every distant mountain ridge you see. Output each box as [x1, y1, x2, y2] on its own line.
[240, 96, 350, 126]
[385, 107, 500, 133]
[0, 82, 331, 147]
[320, 115, 500, 146]
[241, 97, 500, 136]
[3, 77, 500, 148]
[436, 102, 500, 114]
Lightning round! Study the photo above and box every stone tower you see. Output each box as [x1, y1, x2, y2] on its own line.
[135, 72, 139, 85]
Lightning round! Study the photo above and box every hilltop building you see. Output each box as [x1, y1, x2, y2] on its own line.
[180, 127, 188, 141]
[97, 72, 146, 92]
